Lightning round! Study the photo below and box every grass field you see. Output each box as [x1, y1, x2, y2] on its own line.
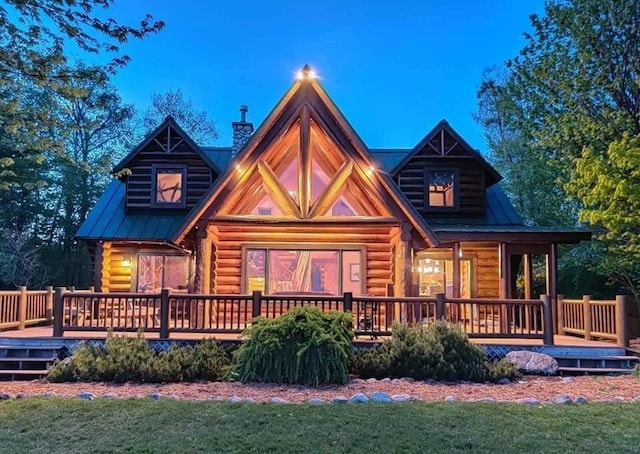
[1, 399, 639, 453]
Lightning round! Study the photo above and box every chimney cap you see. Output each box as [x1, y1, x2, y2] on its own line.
[239, 105, 248, 122]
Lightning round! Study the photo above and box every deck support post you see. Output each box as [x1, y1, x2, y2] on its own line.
[523, 254, 532, 300]
[343, 292, 353, 313]
[498, 243, 509, 332]
[452, 242, 461, 298]
[546, 243, 558, 334]
[159, 288, 170, 339]
[615, 295, 628, 346]
[541, 294, 554, 345]
[53, 287, 66, 337]
[18, 286, 27, 330]
[45, 286, 54, 323]
[435, 293, 445, 321]
[582, 295, 592, 340]
[252, 291, 262, 318]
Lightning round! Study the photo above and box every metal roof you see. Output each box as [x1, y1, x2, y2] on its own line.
[201, 147, 233, 172]
[76, 180, 186, 241]
[370, 149, 410, 173]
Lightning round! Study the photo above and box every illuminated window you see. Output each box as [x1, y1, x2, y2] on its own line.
[425, 169, 458, 209]
[152, 165, 186, 207]
[136, 254, 190, 292]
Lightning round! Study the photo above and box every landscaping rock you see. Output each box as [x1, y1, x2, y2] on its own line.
[551, 394, 572, 405]
[208, 397, 223, 403]
[517, 398, 540, 405]
[230, 396, 243, 403]
[574, 395, 588, 404]
[167, 394, 180, 400]
[308, 398, 325, 405]
[480, 397, 496, 403]
[497, 378, 511, 385]
[391, 394, 411, 402]
[351, 378, 366, 384]
[271, 397, 289, 404]
[349, 393, 369, 403]
[634, 396, 640, 403]
[103, 392, 118, 399]
[333, 396, 349, 404]
[78, 392, 95, 400]
[400, 377, 415, 383]
[244, 398, 257, 404]
[444, 395, 457, 402]
[371, 392, 392, 403]
[381, 377, 391, 383]
[505, 351, 559, 375]
[150, 392, 162, 401]
[16, 393, 30, 399]
[561, 377, 574, 384]
[391, 378, 401, 384]
[42, 391, 56, 398]
[0, 392, 12, 400]
[366, 378, 378, 383]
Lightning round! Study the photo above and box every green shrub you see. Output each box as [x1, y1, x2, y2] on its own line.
[488, 358, 521, 382]
[350, 322, 512, 383]
[48, 333, 230, 383]
[235, 307, 353, 387]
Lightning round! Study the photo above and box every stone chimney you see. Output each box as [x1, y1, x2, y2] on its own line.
[231, 105, 253, 157]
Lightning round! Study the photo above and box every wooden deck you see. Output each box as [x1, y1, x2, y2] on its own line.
[0, 325, 617, 347]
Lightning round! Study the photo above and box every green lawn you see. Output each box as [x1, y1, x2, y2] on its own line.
[1, 399, 639, 453]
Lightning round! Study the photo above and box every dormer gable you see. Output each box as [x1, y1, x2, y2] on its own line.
[392, 120, 502, 220]
[113, 116, 221, 213]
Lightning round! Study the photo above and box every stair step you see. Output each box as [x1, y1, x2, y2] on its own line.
[0, 356, 57, 362]
[0, 369, 49, 375]
[559, 366, 635, 375]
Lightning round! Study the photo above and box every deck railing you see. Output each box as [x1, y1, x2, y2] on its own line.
[50, 289, 556, 344]
[559, 295, 628, 345]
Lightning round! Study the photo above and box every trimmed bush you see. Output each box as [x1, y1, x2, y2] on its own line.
[350, 322, 516, 383]
[488, 358, 521, 382]
[235, 306, 353, 387]
[48, 333, 230, 383]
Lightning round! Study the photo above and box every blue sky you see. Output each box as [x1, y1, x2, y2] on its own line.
[106, 0, 545, 150]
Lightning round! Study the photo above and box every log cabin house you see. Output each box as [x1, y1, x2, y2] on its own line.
[77, 66, 589, 320]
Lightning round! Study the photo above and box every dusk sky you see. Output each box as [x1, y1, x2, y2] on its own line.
[106, 0, 545, 150]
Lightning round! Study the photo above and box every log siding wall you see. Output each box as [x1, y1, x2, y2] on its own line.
[211, 224, 396, 297]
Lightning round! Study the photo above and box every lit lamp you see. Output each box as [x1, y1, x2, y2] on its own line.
[296, 64, 318, 80]
[121, 256, 132, 267]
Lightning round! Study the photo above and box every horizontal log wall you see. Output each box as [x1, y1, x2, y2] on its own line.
[463, 245, 499, 299]
[396, 157, 485, 219]
[211, 224, 396, 297]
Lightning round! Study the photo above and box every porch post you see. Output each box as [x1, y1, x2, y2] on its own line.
[93, 241, 103, 292]
[396, 223, 413, 323]
[498, 242, 509, 299]
[523, 253, 533, 300]
[193, 221, 209, 329]
[546, 243, 558, 334]
[452, 242, 461, 298]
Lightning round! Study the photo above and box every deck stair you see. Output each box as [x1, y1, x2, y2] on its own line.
[555, 352, 639, 375]
[0, 345, 62, 381]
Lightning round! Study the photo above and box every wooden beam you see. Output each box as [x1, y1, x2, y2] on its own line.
[452, 242, 461, 298]
[257, 161, 302, 218]
[498, 242, 509, 299]
[194, 221, 208, 293]
[308, 162, 353, 218]
[523, 253, 533, 299]
[299, 106, 311, 217]
[93, 241, 103, 292]
[546, 243, 558, 334]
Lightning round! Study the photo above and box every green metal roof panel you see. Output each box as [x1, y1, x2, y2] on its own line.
[201, 147, 233, 172]
[76, 180, 186, 241]
[370, 148, 410, 173]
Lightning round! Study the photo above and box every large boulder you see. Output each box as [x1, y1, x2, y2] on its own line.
[505, 351, 559, 375]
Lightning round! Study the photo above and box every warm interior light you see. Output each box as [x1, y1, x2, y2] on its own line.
[235, 164, 242, 173]
[458, 248, 463, 258]
[122, 258, 131, 267]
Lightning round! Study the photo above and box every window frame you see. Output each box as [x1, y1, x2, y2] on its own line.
[241, 244, 366, 295]
[133, 252, 192, 292]
[151, 164, 187, 208]
[424, 167, 460, 211]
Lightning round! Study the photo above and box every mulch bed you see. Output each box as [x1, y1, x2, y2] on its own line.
[1, 375, 639, 402]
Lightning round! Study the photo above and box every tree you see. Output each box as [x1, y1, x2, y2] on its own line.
[143, 89, 219, 145]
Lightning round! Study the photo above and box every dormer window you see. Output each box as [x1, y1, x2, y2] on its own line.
[152, 164, 187, 207]
[425, 168, 458, 210]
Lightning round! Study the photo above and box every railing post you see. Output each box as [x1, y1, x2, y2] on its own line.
[252, 291, 262, 318]
[541, 295, 554, 345]
[435, 293, 445, 321]
[17, 286, 27, 330]
[556, 294, 564, 334]
[615, 295, 629, 346]
[159, 289, 170, 339]
[343, 292, 353, 313]
[583, 295, 592, 341]
[45, 286, 54, 323]
[53, 287, 66, 337]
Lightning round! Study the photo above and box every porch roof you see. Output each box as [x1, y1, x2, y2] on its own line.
[76, 180, 185, 241]
[433, 224, 591, 244]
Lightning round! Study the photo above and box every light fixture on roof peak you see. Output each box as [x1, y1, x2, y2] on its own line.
[296, 64, 317, 80]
